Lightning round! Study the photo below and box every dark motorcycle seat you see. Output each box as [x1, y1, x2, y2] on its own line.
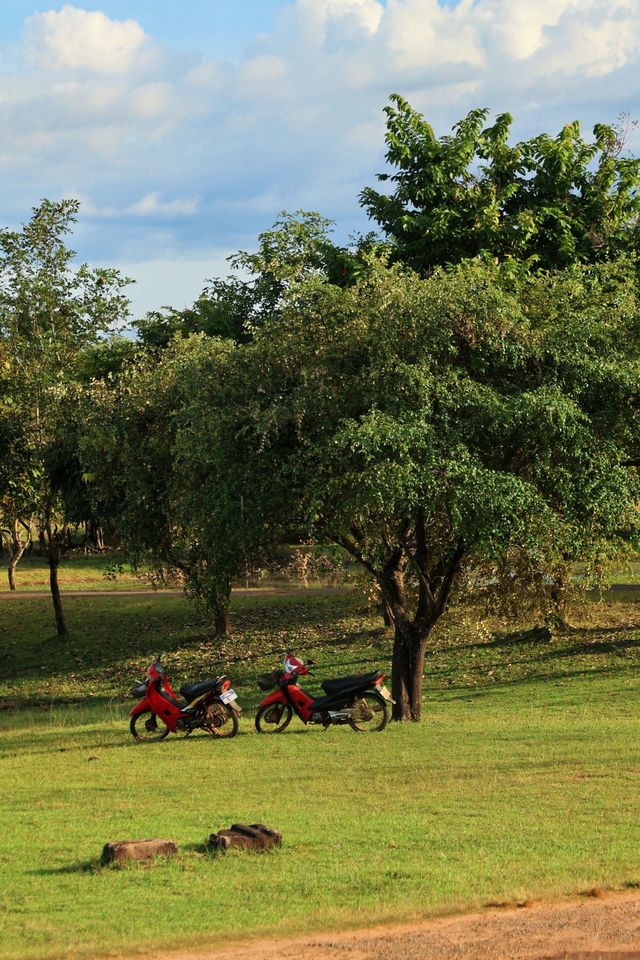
[180, 678, 221, 703]
[321, 670, 382, 696]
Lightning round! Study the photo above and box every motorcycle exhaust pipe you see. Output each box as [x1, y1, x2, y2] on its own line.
[327, 709, 353, 721]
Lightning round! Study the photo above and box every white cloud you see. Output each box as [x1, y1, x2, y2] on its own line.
[384, 0, 484, 70]
[128, 193, 200, 217]
[532, 2, 640, 77]
[62, 193, 200, 219]
[129, 82, 176, 119]
[475, 0, 573, 60]
[311, 0, 385, 46]
[235, 54, 288, 97]
[24, 5, 148, 75]
[1, 1, 639, 316]
[185, 59, 225, 90]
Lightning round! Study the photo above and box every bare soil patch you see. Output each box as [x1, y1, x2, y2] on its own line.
[147, 892, 640, 960]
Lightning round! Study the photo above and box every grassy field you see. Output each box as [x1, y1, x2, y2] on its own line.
[1, 588, 640, 960]
[0, 553, 147, 592]
[4, 552, 640, 594]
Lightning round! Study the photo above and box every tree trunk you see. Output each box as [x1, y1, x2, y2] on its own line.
[381, 533, 464, 722]
[49, 555, 67, 636]
[47, 527, 67, 636]
[391, 621, 429, 721]
[213, 604, 231, 636]
[86, 519, 105, 551]
[210, 578, 232, 637]
[334, 524, 464, 723]
[533, 562, 575, 632]
[378, 564, 431, 722]
[7, 519, 28, 591]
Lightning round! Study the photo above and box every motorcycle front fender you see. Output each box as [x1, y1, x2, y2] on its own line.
[257, 688, 288, 710]
[129, 698, 152, 718]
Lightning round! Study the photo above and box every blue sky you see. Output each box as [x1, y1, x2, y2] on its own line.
[1, 1, 639, 318]
[3, 1, 286, 60]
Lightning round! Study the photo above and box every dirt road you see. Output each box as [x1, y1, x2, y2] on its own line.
[147, 892, 640, 960]
[0, 585, 347, 599]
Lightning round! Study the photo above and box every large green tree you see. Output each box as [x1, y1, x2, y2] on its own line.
[361, 97, 640, 273]
[0, 349, 36, 590]
[0, 199, 129, 630]
[78, 335, 236, 634]
[176, 256, 639, 720]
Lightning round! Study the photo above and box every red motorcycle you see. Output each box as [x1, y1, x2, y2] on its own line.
[255, 652, 393, 733]
[129, 656, 241, 741]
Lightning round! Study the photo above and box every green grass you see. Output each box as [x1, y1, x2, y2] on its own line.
[4, 552, 640, 594]
[1, 553, 147, 592]
[1, 589, 640, 959]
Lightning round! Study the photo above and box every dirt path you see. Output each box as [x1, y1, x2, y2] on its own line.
[2, 584, 637, 601]
[143, 892, 640, 960]
[0, 585, 348, 599]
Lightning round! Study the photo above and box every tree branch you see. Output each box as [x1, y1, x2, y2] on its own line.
[331, 534, 377, 577]
[412, 507, 436, 623]
[433, 538, 465, 620]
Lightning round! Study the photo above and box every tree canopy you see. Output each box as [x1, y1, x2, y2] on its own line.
[133, 211, 371, 349]
[0, 199, 130, 627]
[361, 96, 640, 273]
[79, 334, 236, 634]
[164, 255, 640, 718]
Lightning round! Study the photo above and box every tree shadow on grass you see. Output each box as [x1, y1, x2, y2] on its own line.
[443, 626, 640, 665]
[1, 591, 367, 685]
[430, 662, 633, 701]
[0, 723, 256, 757]
[537, 634, 640, 662]
[27, 859, 102, 876]
[27, 856, 186, 875]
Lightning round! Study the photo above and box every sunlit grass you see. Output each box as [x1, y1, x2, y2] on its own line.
[1, 552, 146, 592]
[1, 589, 640, 959]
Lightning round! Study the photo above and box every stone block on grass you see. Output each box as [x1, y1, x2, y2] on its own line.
[101, 839, 178, 865]
[207, 823, 282, 852]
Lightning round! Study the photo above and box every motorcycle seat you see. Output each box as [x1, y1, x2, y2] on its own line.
[321, 670, 382, 696]
[180, 678, 222, 703]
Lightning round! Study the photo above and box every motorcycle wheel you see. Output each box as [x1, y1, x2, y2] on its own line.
[130, 709, 170, 742]
[348, 691, 389, 732]
[255, 702, 293, 734]
[203, 703, 239, 739]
